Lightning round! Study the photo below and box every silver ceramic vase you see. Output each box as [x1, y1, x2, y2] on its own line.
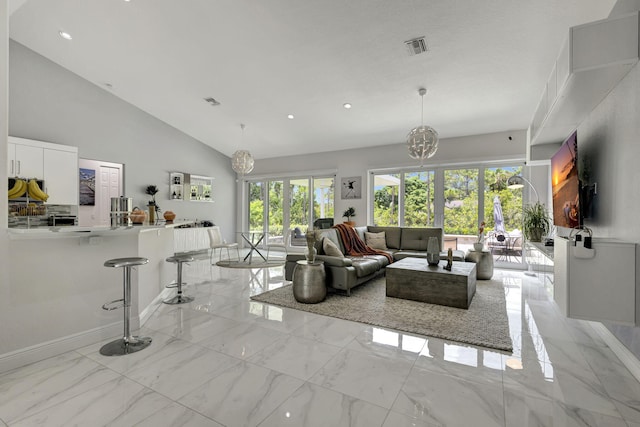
[426, 236, 440, 266]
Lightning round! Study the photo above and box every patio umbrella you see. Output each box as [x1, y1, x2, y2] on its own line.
[493, 195, 506, 234]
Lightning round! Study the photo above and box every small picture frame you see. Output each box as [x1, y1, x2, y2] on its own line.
[341, 176, 362, 199]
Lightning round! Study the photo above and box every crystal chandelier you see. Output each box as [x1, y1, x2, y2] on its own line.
[231, 124, 254, 175]
[407, 88, 438, 163]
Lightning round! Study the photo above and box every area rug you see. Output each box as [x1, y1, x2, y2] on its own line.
[217, 259, 286, 269]
[251, 276, 513, 352]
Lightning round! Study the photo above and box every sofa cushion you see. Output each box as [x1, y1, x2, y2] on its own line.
[367, 226, 401, 249]
[323, 237, 344, 257]
[349, 258, 381, 277]
[365, 231, 388, 250]
[314, 229, 344, 255]
[368, 253, 392, 268]
[354, 226, 368, 242]
[400, 228, 443, 251]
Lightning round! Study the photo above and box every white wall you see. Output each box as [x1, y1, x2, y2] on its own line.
[0, 39, 237, 363]
[577, 60, 640, 358]
[247, 130, 529, 227]
[0, 0, 9, 363]
[8, 40, 237, 240]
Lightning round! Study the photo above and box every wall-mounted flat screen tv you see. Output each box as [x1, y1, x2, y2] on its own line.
[551, 130, 581, 228]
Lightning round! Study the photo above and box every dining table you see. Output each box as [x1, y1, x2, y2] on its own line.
[238, 231, 267, 263]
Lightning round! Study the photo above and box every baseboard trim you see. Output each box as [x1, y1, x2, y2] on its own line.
[591, 322, 640, 383]
[139, 288, 173, 326]
[0, 288, 173, 374]
[0, 322, 122, 373]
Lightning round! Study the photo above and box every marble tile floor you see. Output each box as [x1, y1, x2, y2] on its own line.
[1, 260, 640, 426]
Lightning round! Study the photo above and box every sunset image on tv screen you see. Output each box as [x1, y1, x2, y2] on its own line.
[551, 131, 580, 228]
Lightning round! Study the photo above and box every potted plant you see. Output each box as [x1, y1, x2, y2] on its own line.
[342, 207, 356, 226]
[522, 202, 550, 242]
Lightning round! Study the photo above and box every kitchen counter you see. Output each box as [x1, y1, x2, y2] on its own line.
[3, 219, 180, 370]
[7, 220, 196, 239]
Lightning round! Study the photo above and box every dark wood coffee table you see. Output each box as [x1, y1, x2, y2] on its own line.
[386, 257, 477, 309]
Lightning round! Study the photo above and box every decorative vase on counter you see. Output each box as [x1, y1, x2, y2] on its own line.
[426, 236, 440, 266]
[129, 208, 146, 224]
[148, 203, 156, 224]
[163, 210, 176, 222]
[473, 242, 484, 252]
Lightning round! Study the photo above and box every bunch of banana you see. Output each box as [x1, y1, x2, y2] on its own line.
[27, 179, 49, 202]
[8, 179, 27, 199]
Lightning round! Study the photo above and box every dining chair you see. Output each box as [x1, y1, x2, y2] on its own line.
[266, 230, 289, 261]
[207, 226, 240, 264]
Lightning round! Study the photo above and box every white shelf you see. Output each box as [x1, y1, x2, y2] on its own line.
[528, 12, 640, 158]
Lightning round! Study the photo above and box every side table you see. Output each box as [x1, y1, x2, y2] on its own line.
[465, 250, 494, 280]
[292, 260, 326, 303]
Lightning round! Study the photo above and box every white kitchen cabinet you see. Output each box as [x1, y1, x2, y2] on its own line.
[554, 237, 636, 325]
[9, 136, 79, 206]
[7, 140, 44, 179]
[43, 147, 79, 205]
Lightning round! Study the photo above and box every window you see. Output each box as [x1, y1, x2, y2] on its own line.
[369, 163, 524, 265]
[443, 168, 479, 236]
[268, 180, 284, 240]
[246, 174, 334, 247]
[248, 182, 264, 233]
[290, 178, 310, 232]
[373, 173, 400, 226]
[313, 177, 335, 225]
[404, 170, 435, 227]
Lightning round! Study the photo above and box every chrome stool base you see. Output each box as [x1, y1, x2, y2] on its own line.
[163, 294, 194, 305]
[102, 257, 151, 357]
[163, 254, 195, 305]
[100, 336, 152, 356]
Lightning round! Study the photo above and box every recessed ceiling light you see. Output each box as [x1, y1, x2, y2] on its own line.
[58, 31, 72, 40]
[343, 103, 352, 109]
[287, 114, 295, 119]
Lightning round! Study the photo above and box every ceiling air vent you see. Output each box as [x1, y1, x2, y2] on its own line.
[405, 37, 427, 56]
[204, 97, 221, 106]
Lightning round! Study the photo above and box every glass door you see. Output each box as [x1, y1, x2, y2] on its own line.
[289, 178, 310, 243]
[443, 168, 479, 252]
[268, 180, 284, 243]
[484, 166, 523, 265]
[403, 170, 435, 227]
[248, 181, 264, 233]
[312, 177, 335, 227]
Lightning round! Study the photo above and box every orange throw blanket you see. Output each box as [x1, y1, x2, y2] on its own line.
[333, 223, 393, 263]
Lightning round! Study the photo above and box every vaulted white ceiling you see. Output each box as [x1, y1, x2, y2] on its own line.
[9, 0, 615, 159]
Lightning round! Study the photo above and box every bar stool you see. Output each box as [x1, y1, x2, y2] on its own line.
[100, 257, 152, 356]
[164, 254, 195, 304]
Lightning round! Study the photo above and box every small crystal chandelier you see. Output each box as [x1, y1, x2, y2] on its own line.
[407, 88, 438, 163]
[231, 124, 254, 175]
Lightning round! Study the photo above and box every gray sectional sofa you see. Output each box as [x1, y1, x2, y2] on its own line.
[284, 226, 465, 296]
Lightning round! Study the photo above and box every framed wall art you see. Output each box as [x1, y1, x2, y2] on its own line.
[341, 176, 361, 199]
